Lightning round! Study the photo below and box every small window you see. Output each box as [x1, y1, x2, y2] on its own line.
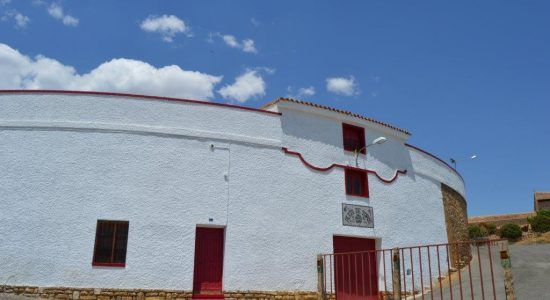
[345, 169, 369, 197]
[92, 220, 129, 267]
[342, 123, 366, 154]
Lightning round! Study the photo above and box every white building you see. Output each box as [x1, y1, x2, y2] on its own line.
[0, 91, 467, 299]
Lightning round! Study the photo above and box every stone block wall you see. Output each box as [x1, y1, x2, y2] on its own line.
[441, 183, 470, 267]
[0, 285, 318, 300]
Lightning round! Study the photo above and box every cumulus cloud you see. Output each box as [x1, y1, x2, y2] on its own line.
[219, 34, 257, 54]
[47, 3, 79, 26]
[287, 86, 315, 99]
[218, 69, 266, 103]
[0, 43, 223, 100]
[242, 39, 257, 53]
[2, 10, 30, 28]
[298, 86, 315, 97]
[140, 15, 191, 42]
[61, 15, 78, 26]
[326, 76, 358, 96]
[14, 13, 30, 28]
[222, 35, 239, 48]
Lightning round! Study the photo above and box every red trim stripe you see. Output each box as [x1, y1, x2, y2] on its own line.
[282, 147, 407, 184]
[0, 90, 282, 116]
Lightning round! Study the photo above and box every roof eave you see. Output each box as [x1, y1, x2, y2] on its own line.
[261, 97, 411, 137]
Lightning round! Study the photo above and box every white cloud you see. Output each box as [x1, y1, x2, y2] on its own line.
[287, 86, 316, 99]
[47, 3, 79, 26]
[218, 69, 266, 103]
[0, 43, 223, 100]
[62, 15, 78, 26]
[326, 76, 358, 96]
[250, 18, 260, 27]
[14, 13, 30, 28]
[222, 35, 240, 48]
[47, 3, 63, 18]
[242, 39, 257, 53]
[2, 10, 30, 28]
[219, 34, 257, 54]
[140, 15, 191, 43]
[298, 86, 315, 97]
[0, 0, 12, 6]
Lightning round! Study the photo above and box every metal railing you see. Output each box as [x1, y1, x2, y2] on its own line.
[318, 239, 515, 300]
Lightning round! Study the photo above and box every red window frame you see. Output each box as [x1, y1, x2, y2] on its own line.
[342, 123, 366, 154]
[345, 168, 369, 198]
[92, 220, 129, 267]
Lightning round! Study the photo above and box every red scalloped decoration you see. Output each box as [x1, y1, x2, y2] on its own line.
[282, 147, 406, 183]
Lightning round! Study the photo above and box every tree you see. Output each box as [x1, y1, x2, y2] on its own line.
[480, 222, 497, 235]
[528, 210, 550, 233]
[468, 225, 487, 239]
[499, 223, 522, 241]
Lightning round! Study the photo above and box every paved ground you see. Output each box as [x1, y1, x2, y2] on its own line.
[425, 243, 550, 299]
[510, 243, 550, 300]
[426, 244, 505, 300]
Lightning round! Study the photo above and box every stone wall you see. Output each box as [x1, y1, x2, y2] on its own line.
[441, 183, 470, 267]
[468, 212, 534, 227]
[0, 286, 318, 300]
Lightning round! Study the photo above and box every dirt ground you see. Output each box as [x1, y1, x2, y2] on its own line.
[514, 231, 550, 245]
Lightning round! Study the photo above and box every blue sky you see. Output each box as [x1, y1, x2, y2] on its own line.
[1, 1, 549, 216]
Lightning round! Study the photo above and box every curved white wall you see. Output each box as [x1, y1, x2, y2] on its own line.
[0, 92, 465, 292]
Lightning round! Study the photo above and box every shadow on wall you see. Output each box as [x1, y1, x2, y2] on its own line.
[280, 109, 415, 180]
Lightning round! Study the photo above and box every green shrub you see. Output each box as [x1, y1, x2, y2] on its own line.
[479, 225, 488, 237]
[528, 210, 550, 233]
[499, 223, 523, 240]
[480, 223, 497, 235]
[468, 225, 483, 239]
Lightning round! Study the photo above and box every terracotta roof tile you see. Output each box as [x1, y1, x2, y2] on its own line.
[535, 192, 550, 201]
[261, 97, 411, 136]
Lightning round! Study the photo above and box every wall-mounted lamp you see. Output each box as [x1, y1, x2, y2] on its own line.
[355, 136, 387, 167]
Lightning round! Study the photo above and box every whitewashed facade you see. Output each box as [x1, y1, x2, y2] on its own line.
[0, 91, 465, 294]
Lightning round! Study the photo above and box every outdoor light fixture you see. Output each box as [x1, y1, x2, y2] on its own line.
[450, 158, 457, 169]
[355, 136, 387, 167]
[372, 137, 388, 145]
[450, 155, 477, 170]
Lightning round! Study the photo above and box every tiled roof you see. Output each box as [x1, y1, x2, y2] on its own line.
[262, 97, 411, 136]
[535, 192, 550, 201]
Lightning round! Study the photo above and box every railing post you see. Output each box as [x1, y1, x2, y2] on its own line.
[392, 248, 402, 300]
[499, 241, 516, 300]
[317, 254, 326, 300]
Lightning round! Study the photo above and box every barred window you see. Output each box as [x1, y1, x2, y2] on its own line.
[92, 220, 129, 267]
[345, 169, 369, 198]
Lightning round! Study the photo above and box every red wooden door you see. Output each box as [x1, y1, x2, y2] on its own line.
[333, 236, 378, 300]
[193, 227, 225, 298]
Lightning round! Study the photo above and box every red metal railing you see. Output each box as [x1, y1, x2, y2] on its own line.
[320, 239, 508, 300]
